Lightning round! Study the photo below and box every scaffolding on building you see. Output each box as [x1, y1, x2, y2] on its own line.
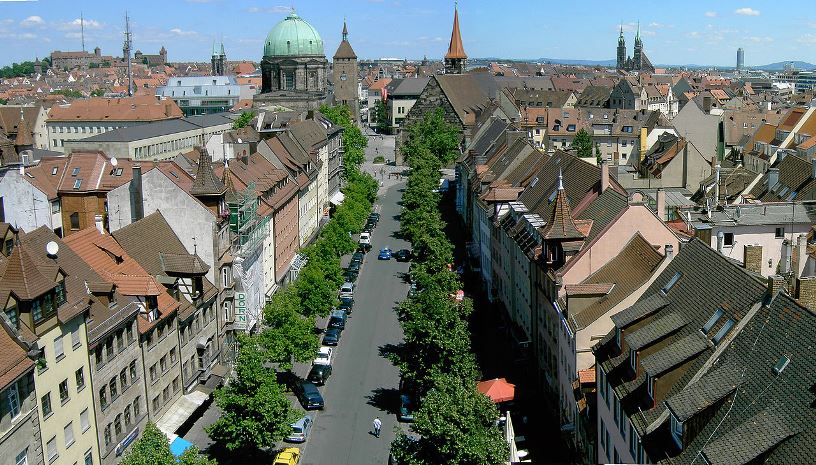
[228, 182, 269, 258]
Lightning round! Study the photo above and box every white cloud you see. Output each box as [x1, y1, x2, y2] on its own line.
[797, 33, 816, 45]
[648, 22, 672, 29]
[20, 15, 43, 27]
[735, 7, 760, 16]
[247, 6, 290, 14]
[169, 28, 198, 36]
[60, 18, 102, 30]
[705, 11, 717, 17]
[642, 30, 656, 37]
[748, 36, 773, 44]
[686, 31, 701, 39]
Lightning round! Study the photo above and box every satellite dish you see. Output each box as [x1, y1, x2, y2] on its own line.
[237, 138, 243, 144]
[46, 241, 59, 257]
[110, 157, 118, 167]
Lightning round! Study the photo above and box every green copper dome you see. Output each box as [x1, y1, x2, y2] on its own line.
[264, 12, 324, 57]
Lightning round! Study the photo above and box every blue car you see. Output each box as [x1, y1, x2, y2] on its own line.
[378, 247, 392, 260]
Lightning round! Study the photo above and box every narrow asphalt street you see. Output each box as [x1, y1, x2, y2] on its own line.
[299, 181, 409, 465]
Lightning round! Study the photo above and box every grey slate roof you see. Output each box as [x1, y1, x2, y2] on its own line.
[610, 292, 670, 327]
[665, 362, 742, 422]
[390, 77, 430, 97]
[702, 409, 798, 465]
[575, 188, 628, 243]
[76, 113, 233, 143]
[624, 312, 687, 351]
[641, 331, 710, 377]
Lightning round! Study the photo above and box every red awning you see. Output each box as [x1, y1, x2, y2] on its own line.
[477, 377, 515, 403]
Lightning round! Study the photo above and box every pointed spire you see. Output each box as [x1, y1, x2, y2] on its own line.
[190, 146, 227, 196]
[342, 19, 348, 42]
[540, 170, 584, 241]
[444, 3, 467, 60]
[14, 109, 33, 147]
[222, 159, 236, 196]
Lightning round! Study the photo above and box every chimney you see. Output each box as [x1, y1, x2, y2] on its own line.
[507, 130, 525, 147]
[792, 234, 807, 279]
[781, 240, 792, 274]
[713, 163, 721, 206]
[94, 214, 105, 234]
[656, 188, 666, 221]
[767, 168, 779, 190]
[639, 126, 648, 156]
[130, 164, 144, 222]
[703, 95, 712, 114]
[769, 274, 786, 296]
[743, 245, 763, 274]
[796, 276, 816, 310]
[777, 150, 787, 164]
[664, 244, 674, 259]
[716, 231, 724, 253]
[600, 160, 609, 193]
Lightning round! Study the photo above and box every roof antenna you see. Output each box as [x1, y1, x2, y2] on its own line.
[81, 12, 85, 52]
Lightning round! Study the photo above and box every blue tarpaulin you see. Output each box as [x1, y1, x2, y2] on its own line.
[170, 436, 194, 458]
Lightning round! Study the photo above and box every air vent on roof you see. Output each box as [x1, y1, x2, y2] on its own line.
[660, 271, 682, 295]
[772, 355, 790, 375]
[529, 177, 539, 188]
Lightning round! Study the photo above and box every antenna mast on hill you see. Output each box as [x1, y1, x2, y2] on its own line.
[80, 12, 85, 52]
[124, 12, 133, 96]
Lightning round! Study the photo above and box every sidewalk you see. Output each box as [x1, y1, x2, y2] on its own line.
[361, 134, 403, 196]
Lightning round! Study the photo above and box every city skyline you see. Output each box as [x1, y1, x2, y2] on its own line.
[0, 0, 812, 67]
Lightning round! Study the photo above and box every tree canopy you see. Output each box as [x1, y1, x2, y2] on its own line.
[120, 422, 215, 465]
[232, 111, 256, 129]
[319, 104, 367, 170]
[571, 127, 593, 158]
[206, 334, 301, 451]
[374, 99, 389, 134]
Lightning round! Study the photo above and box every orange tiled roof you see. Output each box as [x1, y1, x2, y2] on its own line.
[48, 95, 183, 122]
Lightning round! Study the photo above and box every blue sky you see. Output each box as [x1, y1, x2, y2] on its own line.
[0, 0, 811, 67]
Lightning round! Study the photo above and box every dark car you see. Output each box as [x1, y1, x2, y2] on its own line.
[294, 381, 325, 410]
[322, 327, 342, 346]
[395, 249, 412, 262]
[352, 251, 365, 263]
[338, 296, 354, 314]
[343, 270, 358, 283]
[368, 212, 380, 222]
[307, 364, 332, 385]
[328, 309, 347, 330]
[399, 394, 416, 422]
[347, 261, 361, 274]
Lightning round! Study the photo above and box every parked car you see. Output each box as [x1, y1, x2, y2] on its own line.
[322, 327, 342, 346]
[293, 381, 324, 410]
[339, 282, 354, 298]
[285, 416, 313, 443]
[378, 247, 392, 260]
[368, 212, 380, 222]
[313, 346, 333, 365]
[273, 447, 301, 465]
[338, 296, 354, 314]
[347, 261, 361, 274]
[343, 270, 358, 283]
[328, 309, 347, 330]
[352, 250, 365, 263]
[399, 394, 416, 422]
[307, 364, 332, 385]
[359, 232, 371, 247]
[395, 249, 412, 262]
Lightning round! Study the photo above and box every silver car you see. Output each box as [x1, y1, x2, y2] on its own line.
[285, 415, 313, 443]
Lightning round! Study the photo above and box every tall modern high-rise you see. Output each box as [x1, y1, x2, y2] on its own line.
[737, 47, 744, 71]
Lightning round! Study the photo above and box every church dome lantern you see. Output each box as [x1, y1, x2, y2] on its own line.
[264, 12, 325, 57]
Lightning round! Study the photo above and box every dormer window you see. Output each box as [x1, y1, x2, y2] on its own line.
[670, 412, 683, 449]
[712, 318, 735, 345]
[73, 179, 82, 190]
[567, 124, 576, 132]
[629, 349, 637, 372]
[615, 327, 621, 349]
[661, 271, 682, 295]
[71, 167, 80, 177]
[55, 280, 66, 306]
[702, 308, 724, 334]
[647, 374, 654, 399]
[4, 304, 18, 328]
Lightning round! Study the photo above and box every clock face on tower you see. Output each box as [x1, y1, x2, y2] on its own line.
[340, 72, 347, 81]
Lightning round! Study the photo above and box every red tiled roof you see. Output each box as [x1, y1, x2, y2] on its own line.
[48, 95, 183, 122]
[0, 324, 33, 389]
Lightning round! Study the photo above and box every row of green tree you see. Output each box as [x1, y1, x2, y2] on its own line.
[389, 108, 509, 465]
[203, 105, 378, 454]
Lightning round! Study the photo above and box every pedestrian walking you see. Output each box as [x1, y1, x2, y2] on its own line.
[372, 417, 382, 438]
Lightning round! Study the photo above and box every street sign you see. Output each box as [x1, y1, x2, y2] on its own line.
[235, 292, 247, 331]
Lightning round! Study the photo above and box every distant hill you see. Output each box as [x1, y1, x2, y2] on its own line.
[754, 61, 816, 71]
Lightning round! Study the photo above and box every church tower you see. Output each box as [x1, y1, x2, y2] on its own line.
[211, 41, 226, 76]
[633, 22, 643, 70]
[332, 20, 359, 123]
[444, 5, 467, 74]
[616, 24, 626, 70]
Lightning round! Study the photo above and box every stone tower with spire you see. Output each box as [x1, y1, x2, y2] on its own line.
[616, 25, 626, 70]
[633, 22, 643, 70]
[332, 20, 359, 123]
[444, 4, 467, 74]
[211, 41, 226, 76]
